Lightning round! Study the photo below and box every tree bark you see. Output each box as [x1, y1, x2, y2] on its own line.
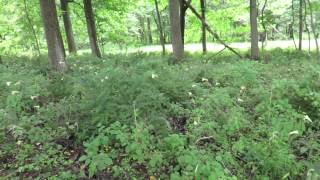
[40, 0, 67, 72]
[147, 17, 153, 44]
[299, 0, 304, 50]
[61, 0, 77, 54]
[306, 0, 320, 60]
[83, 0, 101, 58]
[169, 0, 184, 61]
[250, 0, 259, 60]
[200, 0, 207, 54]
[154, 0, 166, 55]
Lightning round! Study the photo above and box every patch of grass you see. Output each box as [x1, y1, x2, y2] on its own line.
[1, 50, 320, 179]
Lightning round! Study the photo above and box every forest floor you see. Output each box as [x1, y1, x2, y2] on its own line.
[1, 49, 320, 179]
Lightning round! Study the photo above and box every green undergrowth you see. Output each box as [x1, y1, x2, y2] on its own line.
[1, 49, 320, 179]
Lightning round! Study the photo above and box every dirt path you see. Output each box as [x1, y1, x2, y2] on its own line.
[136, 39, 320, 53]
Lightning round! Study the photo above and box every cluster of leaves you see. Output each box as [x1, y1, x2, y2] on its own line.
[1, 50, 320, 179]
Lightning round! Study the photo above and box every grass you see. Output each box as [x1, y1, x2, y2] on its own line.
[0, 49, 320, 179]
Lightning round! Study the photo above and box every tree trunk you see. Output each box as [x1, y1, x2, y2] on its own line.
[138, 15, 146, 44]
[40, 0, 67, 72]
[83, 0, 101, 58]
[250, 0, 259, 60]
[24, 0, 41, 56]
[200, 0, 207, 54]
[154, 0, 166, 55]
[179, 0, 189, 45]
[61, 0, 77, 54]
[169, 0, 184, 61]
[147, 17, 153, 44]
[0, 55, 2, 64]
[306, 0, 320, 60]
[299, 0, 303, 50]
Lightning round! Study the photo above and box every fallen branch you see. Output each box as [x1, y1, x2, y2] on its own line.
[195, 136, 214, 144]
[205, 47, 226, 63]
[183, 0, 242, 58]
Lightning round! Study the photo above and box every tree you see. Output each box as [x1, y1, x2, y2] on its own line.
[61, 0, 77, 54]
[200, 0, 206, 54]
[83, 0, 102, 58]
[23, 0, 41, 56]
[179, 0, 188, 45]
[306, 0, 319, 60]
[154, 0, 165, 55]
[147, 17, 153, 44]
[298, 0, 304, 50]
[169, 0, 184, 61]
[40, 0, 67, 72]
[250, 0, 259, 60]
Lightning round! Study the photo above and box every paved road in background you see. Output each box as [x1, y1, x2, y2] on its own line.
[136, 39, 320, 53]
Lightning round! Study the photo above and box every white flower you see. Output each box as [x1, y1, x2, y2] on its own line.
[202, 78, 208, 82]
[289, 130, 299, 135]
[193, 121, 198, 125]
[94, 72, 98, 75]
[188, 92, 193, 96]
[16, 140, 23, 146]
[105, 76, 109, 80]
[101, 79, 104, 82]
[152, 73, 159, 79]
[304, 115, 312, 123]
[6, 82, 11, 86]
[15, 81, 21, 86]
[31, 96, 38, 100]
[237, 98, 244, 103]
[34, 106, 40, 109]
[215, 82, 220, 86]
[11, 91, 20, 95]
[192, 84, 197, 88]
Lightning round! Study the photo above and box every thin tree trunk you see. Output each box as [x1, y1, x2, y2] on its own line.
[83, 0, 101, 58]
[154, 0, 166, 55]
[23, 0, 41, 56]
[291, 0, 298, 49]
[147, 17, 153, 44]
[169, 0, 184, 61]
[303, 0, 311, 54]
[306, 0, 320, 60]
[250, 0, 259, 60]
[0, 55, 2, 64]
[138, 15, 146, 44]
[261, 0, 268, 51]
[40, 0, 67, 72]
[179, 0, 187, 45]
[299, 0, 304, 50]
[200, 0, 207, 54]
[61, 0, 77, 54]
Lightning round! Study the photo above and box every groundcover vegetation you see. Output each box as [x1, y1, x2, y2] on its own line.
[1, 50, 320, 179]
